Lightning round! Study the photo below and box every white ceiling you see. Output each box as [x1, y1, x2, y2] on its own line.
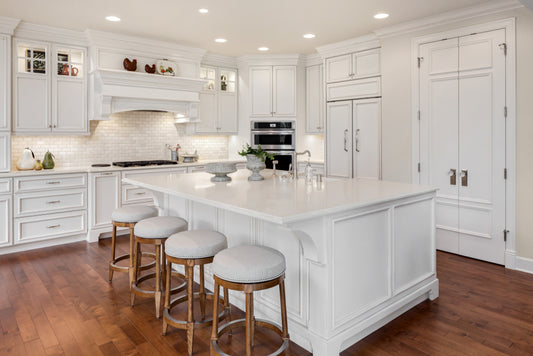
[0, 0, 494, 56]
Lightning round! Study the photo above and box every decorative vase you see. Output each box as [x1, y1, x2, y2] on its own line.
[42, 151, 55, 169]
[246, 154, 266, 181]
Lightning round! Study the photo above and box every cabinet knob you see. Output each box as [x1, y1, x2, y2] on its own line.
[48, 124, 52, 128]
[53, 125, 56, 128]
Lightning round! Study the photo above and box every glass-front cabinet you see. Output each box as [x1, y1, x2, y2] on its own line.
[196, 66, 237, 134]
[13, 39, 87, 134]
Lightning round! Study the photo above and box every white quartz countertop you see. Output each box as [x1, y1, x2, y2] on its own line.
[124, 169, 437, 225]
[0, 159, 246, 178]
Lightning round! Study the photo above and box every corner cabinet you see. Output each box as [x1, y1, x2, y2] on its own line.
[325, 48, 380, 83]
[305, 64, 324, 134]
[196, 66, 238, 134]
[250, 65, 296, 117]
[13, 39, 87, 135]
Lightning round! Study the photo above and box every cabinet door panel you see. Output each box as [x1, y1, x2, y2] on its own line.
[353, 49, 380, 78]
[273, 66, 296, 117]
[0, 133, 9, 172]
[218, 93, 237, 133]
[0, 195, 11, 247]
[326, 54, 351, 83]
[90, 173, 119, 228]
[354, 99, 381, 179]
[54, 79, 86, 133]
[15, 76, 49, 132]
[326, 101, 352, 178]
[0, 35, 9, 131]
[306, 64, 323, 133]
[250, 66, 272, 117]
[197, 92, 217, 133]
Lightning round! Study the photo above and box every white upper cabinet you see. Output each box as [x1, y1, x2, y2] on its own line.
[250, 65, 296, 117]
[13, 39, 87, 135]
[196, 66, 237, 134]
[0, 35, 10, 131]
[306, 64, 324, 134]
[326, 49, 380, 83]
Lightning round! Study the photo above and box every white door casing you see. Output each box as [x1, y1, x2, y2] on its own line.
[418, 29, 506, 264]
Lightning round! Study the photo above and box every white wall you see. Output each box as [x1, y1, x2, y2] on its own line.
[379, 7, 533, 259]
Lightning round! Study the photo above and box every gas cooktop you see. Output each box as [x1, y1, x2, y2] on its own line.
[112, 160, 179, 167]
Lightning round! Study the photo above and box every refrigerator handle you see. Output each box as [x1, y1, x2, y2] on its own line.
[355, 128, 360, 152]
[343, 129, 348, 152]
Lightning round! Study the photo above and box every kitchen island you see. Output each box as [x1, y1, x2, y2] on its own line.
[124, 169, 438, 355]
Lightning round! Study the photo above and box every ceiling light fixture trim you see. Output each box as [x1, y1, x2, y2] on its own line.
[105, 16, 121, 22]
[374, 13, 389, 19]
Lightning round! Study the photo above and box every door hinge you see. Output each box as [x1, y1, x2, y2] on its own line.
[417, 110, 421, 120]
[418, 162, 421, 172]
[503, 229, 509, 242]
[417, 57, 423, 68]
[504, 106, 508, 118]
[499, 43, 507, 56]
[504, 168, 507, 180]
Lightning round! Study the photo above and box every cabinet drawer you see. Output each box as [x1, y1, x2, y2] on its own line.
[14, 173, 87, 192]
[122, 167, 188, 180]
[0, 178, 11, 194]
[122, 185, 153, 204]
[326, 77, 381, 101]
[14, 210, 87, 245]
[14, 188, 87, 217]
[187, 165, 205, 173]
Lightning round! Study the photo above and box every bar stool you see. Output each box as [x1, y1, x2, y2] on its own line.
[162, 230, 231, 356]
[211, 245, 290, 356]
[109, 205, 158, 285]
[131, 216, 188, 318]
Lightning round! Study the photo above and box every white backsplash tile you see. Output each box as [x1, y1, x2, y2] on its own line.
[11, 111, 229, 168]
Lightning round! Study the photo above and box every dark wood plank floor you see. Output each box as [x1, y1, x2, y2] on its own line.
[1, 237, 533, 355]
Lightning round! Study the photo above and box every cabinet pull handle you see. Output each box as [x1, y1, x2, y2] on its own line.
[461, 169, 468, 186]
[355, 128, 360, 152]
[100, 172, 114, 176]
[46, 200, 61, 204]
[343, 129, 349, 152]
[449, 169, 457, 185]
[135, 192, 146, 195]
[46, 181, 61, 185]
[48, 124, 52, 128]
[46, 224, 61, 229]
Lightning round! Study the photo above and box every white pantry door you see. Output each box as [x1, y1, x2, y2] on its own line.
[419, 29, 506, 264]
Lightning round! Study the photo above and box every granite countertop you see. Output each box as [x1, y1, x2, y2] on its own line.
[0, 159, 247, 178]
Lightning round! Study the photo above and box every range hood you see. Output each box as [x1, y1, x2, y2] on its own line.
[89, 69, 206, 121]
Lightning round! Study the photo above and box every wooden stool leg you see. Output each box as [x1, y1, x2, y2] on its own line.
[187, 264, 195, 356]
[279, 280, 290, 349]
[162, 260, 172, 336]
[128, 226, 135, 288]
[109, 223, 117, 282]
[211, 280, 221, 355]
[245, 292, 253, 356]
[250, 292, 255, 347]
[131, 239, 141, 307]
[199, 264, 206, 320]
[155, 243, 162, 318]
[223, 287, 231, 337]
[161, 243, 167, 291]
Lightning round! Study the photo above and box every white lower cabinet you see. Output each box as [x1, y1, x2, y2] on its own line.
[12, 173, 88, 245]
[89, 171, 120, 229]
[0, 178, 12, 247]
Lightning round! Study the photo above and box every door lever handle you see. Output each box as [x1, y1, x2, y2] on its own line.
[449, 169, 456, 185]
[461, 169, 468, 186]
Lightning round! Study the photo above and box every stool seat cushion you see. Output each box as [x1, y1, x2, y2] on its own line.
[212, 245, 285, 283]
[134, 216, 188, 239]
[166, 230, 228, 259]
[112, 205, 158, 223]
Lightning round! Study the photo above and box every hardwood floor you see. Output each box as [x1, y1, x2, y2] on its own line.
[1, 237, 533, 355]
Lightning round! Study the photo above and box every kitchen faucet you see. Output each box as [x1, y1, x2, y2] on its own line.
[294, 150, 311, 177]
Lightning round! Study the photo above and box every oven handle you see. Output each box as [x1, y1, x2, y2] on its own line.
[251, 130, 295, 135]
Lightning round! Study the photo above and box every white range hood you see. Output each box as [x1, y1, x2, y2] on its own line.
[89, 69, 206, 121]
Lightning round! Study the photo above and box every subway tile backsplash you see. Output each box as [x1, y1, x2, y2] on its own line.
[11, 111, 229, 168]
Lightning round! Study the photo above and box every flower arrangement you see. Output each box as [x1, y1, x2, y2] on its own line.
[237, 143, 275, 162]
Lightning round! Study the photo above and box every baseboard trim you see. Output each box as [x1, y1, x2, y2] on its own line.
[506, 250, 533, 274]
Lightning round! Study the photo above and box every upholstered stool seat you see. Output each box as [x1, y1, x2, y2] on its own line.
[108, 205, 158, 285]
[211, 245, 290, 356]
[131, 216, 188, 318]
[163, 230, 231, 356]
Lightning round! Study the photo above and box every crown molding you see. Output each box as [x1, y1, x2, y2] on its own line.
[315, 34, 380, 58]
[374, 0, 524, 38]
[86, 29, 206, 63]
[302, 53, 322, 66]
[0, 16, 20, 35]
[15, 22, 88, 45]
[237, 54, 301, 67]
[202, 53, 238, 68]
[519, 0, 533, 10]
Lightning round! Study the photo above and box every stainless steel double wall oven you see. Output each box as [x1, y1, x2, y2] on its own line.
[250, 121, 295, 171]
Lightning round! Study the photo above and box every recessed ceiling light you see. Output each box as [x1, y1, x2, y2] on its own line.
[374, 13, 389, 19]
[258, 47, 269, 51]
[198, 8, 209, 14]
[105, 16, 121, 22]
[215, 38, 227, 43]
[303, 34, 316, 39]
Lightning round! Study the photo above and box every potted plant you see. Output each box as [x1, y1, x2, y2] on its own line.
[238, 144, 274, 181]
